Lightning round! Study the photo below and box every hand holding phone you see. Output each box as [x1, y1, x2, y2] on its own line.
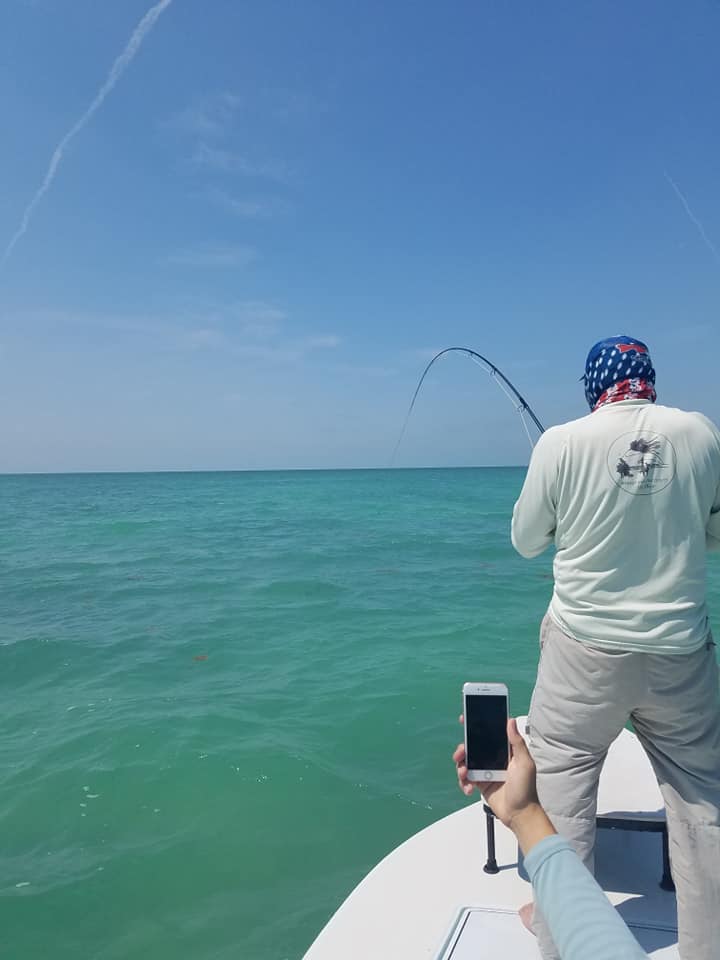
[453, 712, 555, 855]
[462, 682, 509, 781]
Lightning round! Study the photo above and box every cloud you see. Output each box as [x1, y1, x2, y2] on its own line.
[2, 0, 174, 267]
[164, 244, 257, 268]
[166, 87, 326, 135]
[189, 143, 288, 182]
[174, 301, 340, 358]
[405, 347, 446, 364]
[664, 171, 720, 267]
[204, 187, 285, 219]
[181, 328, 226, 349]
[164, 92, 291, 236]
[302, 335, 342, 349]
[262, 89, 328, 123]
[325, 361, 396, 378]
[9, 301, 341, 367]
[164, 92, 241, 139]
[229, 301, 287, 339]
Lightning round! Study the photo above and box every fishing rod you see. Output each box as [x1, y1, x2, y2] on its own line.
[391, 346, 545, 465]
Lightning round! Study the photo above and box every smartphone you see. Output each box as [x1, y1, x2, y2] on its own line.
[462, 682, 509, 782]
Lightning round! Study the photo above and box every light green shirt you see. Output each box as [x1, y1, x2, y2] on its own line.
[511, 400, 720, 653]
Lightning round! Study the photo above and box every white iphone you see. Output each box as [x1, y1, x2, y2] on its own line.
[462, 682, 509, 782]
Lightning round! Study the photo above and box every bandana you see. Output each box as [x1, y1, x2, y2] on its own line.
[583, 336, 656, 411]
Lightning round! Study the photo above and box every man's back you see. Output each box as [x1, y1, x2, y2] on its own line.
[512, 398, 720, 652]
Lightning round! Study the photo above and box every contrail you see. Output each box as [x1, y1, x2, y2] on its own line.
[2, 0, 173, 267]
[664, 171, 720, 266]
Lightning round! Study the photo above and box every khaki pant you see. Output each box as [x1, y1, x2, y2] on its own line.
[528, 614, 720, 960]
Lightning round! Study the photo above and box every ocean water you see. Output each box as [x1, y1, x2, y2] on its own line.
[2, 469, 719, 960]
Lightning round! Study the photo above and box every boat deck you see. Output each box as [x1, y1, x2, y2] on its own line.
[304, 721, 678, 959]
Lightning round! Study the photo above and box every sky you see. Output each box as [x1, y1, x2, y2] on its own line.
[1, 0, 719, 472]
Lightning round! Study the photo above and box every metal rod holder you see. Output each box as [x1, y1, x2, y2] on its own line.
[483, 804, 500, 874]
[660, 825, 675, 892]
[483, 806, 675, 890]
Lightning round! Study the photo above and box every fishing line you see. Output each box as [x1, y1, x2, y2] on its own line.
[391, 346, 545, 465]
[470, 357, 537, 449]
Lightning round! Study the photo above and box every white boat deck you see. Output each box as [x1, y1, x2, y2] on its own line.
[304, 721, 678, 959]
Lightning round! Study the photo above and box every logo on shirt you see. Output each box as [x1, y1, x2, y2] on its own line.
[606, 431, 677, 495]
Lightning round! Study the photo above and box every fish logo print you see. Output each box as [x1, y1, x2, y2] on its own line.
[607, 432, 677, 495]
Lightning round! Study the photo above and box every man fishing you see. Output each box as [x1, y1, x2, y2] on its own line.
[510, 335, 720, 960]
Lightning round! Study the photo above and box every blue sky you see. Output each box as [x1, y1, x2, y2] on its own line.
[1, 0, 719, 471]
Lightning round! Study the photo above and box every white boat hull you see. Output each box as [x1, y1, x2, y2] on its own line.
[304, 721, 678, 959]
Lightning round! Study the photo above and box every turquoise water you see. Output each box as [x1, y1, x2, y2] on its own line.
[2, 469, 719, 959]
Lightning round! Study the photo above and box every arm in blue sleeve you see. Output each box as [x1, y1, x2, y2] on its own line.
[525, 836, 649, 960]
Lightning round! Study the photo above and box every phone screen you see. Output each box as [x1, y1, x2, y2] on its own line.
[465, 694, 509, 770]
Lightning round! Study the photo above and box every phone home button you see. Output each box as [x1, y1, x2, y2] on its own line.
[484, 771, 494, 781]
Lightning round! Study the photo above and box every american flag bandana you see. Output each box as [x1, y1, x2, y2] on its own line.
[583, 336, 657, 411]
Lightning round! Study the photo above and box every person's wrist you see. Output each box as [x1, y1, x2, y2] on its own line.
[508, 803, 556, 856]
[507, 801, 544, 833]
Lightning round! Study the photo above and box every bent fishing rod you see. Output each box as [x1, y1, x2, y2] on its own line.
[391, 346, 545, 465]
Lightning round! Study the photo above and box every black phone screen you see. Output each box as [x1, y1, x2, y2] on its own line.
[465, 694, 509, 770]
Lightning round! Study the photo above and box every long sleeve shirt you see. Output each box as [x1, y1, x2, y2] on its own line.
[525, 835, 649, 960]
[511, 399, 720, 653]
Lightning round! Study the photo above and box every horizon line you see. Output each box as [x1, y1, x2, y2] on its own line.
[0, 464, 529, 478]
